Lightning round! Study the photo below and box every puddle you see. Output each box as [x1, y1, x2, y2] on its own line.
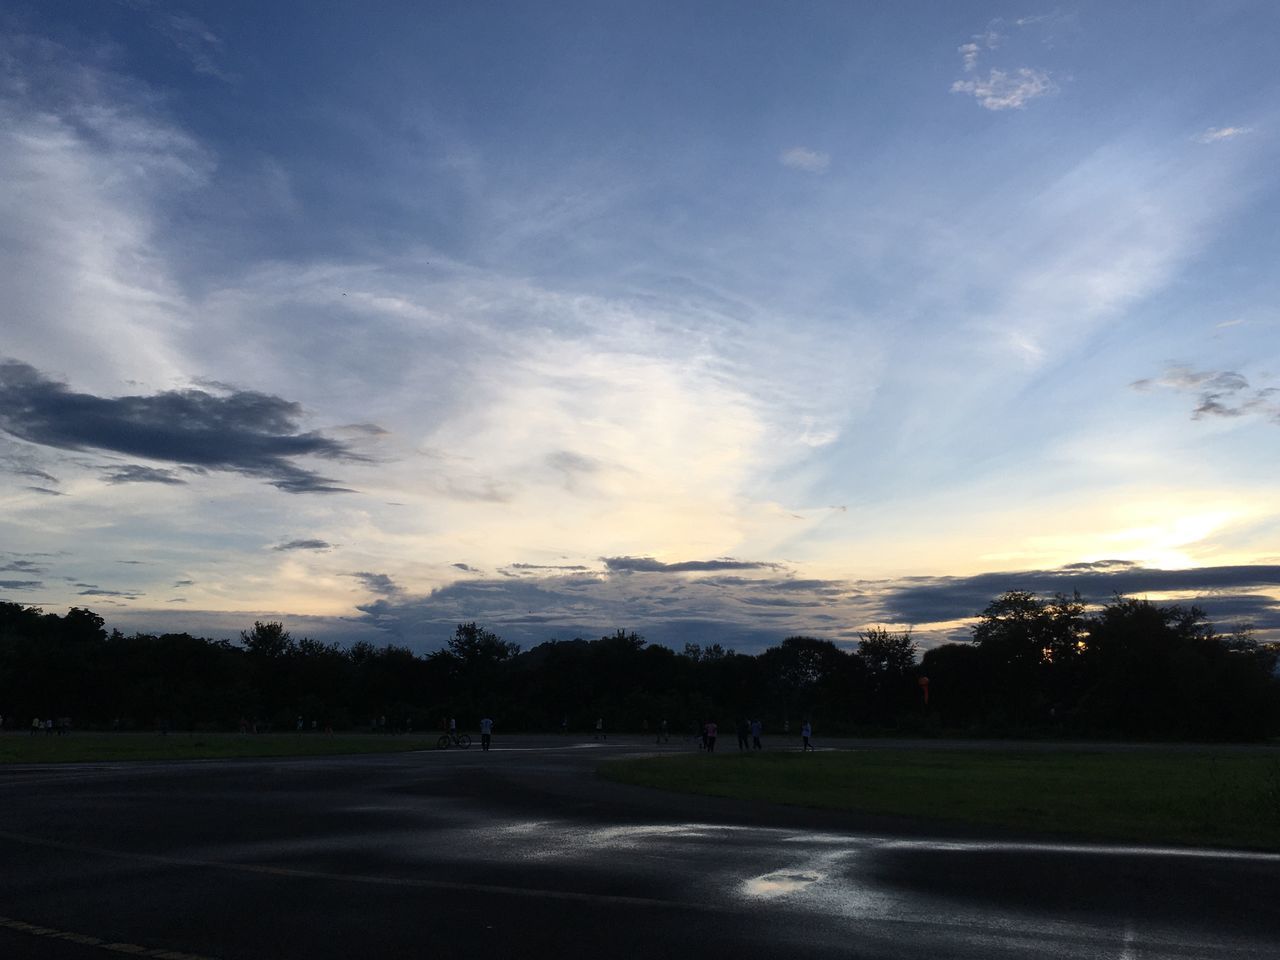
[743, 869, 826, 897]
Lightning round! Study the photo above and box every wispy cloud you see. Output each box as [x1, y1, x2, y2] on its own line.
[1195, 126, 1254, 144]
[951, 17, 1056, 110]
[274, 539, 333, 552]
[780, 147, 830, 173]
[951, 68, 1056, 110]
[1133, 365, 1280, 424]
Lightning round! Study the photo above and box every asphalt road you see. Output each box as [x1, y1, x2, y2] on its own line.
[2, 736, 1278, 959]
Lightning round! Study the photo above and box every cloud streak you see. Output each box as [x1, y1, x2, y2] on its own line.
[274, 539, 333, 551]
[602, 556, 782, 574]
[1196, 126, 1254, 144]
[101, 464, 187, 485]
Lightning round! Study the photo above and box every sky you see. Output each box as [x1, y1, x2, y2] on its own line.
[2, 1, 1278, 654]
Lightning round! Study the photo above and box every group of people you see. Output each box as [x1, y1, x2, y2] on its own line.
[25, 716, 70, 735]
[692, 718, 814, 752]
[443, 715, 495, 751]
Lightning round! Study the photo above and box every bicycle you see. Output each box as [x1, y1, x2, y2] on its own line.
[436, 732, 471, 749]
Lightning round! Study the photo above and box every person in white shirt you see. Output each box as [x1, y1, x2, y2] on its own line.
[479, 716, 493, 751]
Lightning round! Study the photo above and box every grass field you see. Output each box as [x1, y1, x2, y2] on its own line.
[0, 731, 443, 763]
[598, 749, 1280, 851]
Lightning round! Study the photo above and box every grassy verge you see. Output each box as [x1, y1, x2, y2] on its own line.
[599, 750, 1280, 851]
[0, 732, 443, 763]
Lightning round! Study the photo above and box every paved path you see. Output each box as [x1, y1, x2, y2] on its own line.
[2, 737, 1278, 959]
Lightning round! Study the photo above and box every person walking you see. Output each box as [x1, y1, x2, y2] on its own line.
[705, 719, 718, 752]
[801, 719, 813, 751]
[736, 718, 750, 751]
[595, 717, 605, 741]
[656, 718, 669, 744]
[479, 716, 493, 751]
[751, 718, 763, 750]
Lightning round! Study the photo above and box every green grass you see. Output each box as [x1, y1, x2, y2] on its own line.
[599, 750, 1280, 851]
[0, 732, 443, 763]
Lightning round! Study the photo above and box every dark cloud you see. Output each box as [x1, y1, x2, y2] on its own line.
[603, 556, 782, 574]
[352, 571, 401, 596]
[0, 579, 42, 590]
[879, 564, 1280, 626]
[1, 559, 45, 574]
[174, 579, 195, 587]
[25, 486, 64, 496]
[1181, 593, 1280, 631]
[352, 569, 851, 654]
[101, 464, 187, 485]
[0, 359, 372, 494]
[77, 587, 139, 598]
[274, 539, 333, 552]
[452, 563, 480, 573]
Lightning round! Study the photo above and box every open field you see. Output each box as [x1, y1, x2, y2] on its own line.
[0, 731, 443, 763]
[599, 749, 1280, 851]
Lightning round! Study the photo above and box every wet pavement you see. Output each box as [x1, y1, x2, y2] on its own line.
[1, 736, 1278, 959]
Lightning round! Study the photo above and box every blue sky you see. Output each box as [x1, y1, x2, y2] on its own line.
[2, 1, 1278, 652]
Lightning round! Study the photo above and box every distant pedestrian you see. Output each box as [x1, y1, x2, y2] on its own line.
[296, 715, 303, 733]
[656, 718, 669, 744]
[479, 716, 493, 751]
[751, 718, 763, 750]
[801, 720, 813, 751]
[736, 718, 750, 751]
[595, 717, 605, 741]
[561, 715, 568, 735]
[31, 717, 40, 736]
[705, 720, 718, 752]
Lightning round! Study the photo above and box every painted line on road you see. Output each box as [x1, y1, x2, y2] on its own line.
[0, 915, 215, 960]
[0, 829, 732, 913]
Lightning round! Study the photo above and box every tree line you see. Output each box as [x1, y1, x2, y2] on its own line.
[1, 593, 1276, 740]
